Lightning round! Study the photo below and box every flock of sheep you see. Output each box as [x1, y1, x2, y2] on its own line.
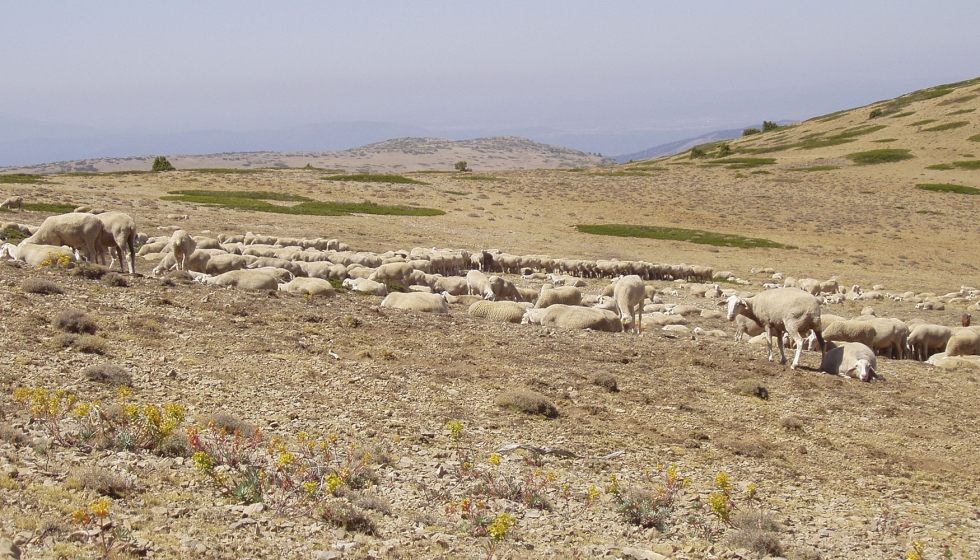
[4, 208, 980, 382]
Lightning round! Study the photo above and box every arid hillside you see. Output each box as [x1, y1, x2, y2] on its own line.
[1, 77, 979, 560]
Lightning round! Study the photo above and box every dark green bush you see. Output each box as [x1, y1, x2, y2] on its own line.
[742, 128, 761, 136]
[762, 121, 779, 132]
[152, 156, 175, 172]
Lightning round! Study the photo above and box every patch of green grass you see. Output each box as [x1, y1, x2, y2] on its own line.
[926, 164, 956, 170]
[845, 149, 914, 165]
[909, 119, 938, 126]
[890, 111, 916, 118]
[859, 190, 875, 194]
[954, 160, 980, 170]
[809, 110, 847, 123]
[788, 165, 840, 172]
[915, 183, 980, 195]
[589, 171, 657, 177]
[322, 173, 428, 185]
[873, 77, 980, 116]
[161, 190, 445, 216]
[770, 178, 803, 183]
[744, 125, 887, 153]
[872, 138, 898, 143]
[703, 157, 777, 169]
[969, 134, 980, 142]
[1, 226, 29, 241]
[937, 94, 979, 106]
[916, 210, 945, 215]
[575, 224, 794, 249]
[921, 121, 970, 132]
[19, 203, 78, 213]
[750, 170, 771, 175]
[441, 190, 469, 196]
[409, 170, 454, 174]
[626, 165, 667, 171]
[62, 170, 152, 177]
[948, 108, 976, 115]
[0, 173, 50, 184]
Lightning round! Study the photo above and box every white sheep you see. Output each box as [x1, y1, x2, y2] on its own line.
[169, 230, 197, 271]
[522, 304, 622, 332]
[95, 211, 138, 274]
[22, 212, 104, 262]
[820, 342, 877, 382]
[198, 269, 280, 290]
[468, 300, 526, 323]
[734, 314, 764, 342]
[0, 242, 77, 266]
[945, 329, 980, 357]
[466, 270, 495, 300]
[613, 274, 645, 334]
[0, 196, 24, 212]
[534, 286, 582, 308]
[152, 249, 212, 276]
[369, 262, 415, 287]
[279, 277, 336, 297]
[725, 287, 825, 369]
[342, 277, 389, 296]
[380, 291, 449, 314]
[907, 324, 952, 361]
[488, 275, 522, 301]
[865, 317, 910, 359]
[821, 319, 876, 350]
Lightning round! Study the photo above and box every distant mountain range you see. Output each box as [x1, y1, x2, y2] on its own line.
[611, 121, 796, 163]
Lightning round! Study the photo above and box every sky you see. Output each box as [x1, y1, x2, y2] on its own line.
[2, 1, 979, 162]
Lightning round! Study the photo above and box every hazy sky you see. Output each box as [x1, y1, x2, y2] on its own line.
[2, 1, 979, 152]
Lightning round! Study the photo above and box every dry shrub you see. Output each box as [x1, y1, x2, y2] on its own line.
[353, 491, 392, 515]
[158, 432, 191, 457]
[208, 412, 254, 436]
[590, 372, 619, 392]
[75, 335, 108, 355]
[52, 309, 98, 334]
[103, 272, 129, 287]
[0, 423, 30, 446]
[49, 333, 79, 349]
[81, 364, 132, 387]
[21, 278, 63, 295]
[725, 509, 783, 556]
[71, 262, 107, 279]
[317, 500, 378, 535]
[719, 439, 771, 458]
[735, 379, 769, 400]
[779, 414, 805, 431]
[66, 467, 135, 498]
[495, 389, 559, 418]
[163, 270, 194, 284]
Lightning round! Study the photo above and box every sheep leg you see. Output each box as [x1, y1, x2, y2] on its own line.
[776, 331, 789, 365]
[789, 332, 804, 369]
[764, 326, 776, 362]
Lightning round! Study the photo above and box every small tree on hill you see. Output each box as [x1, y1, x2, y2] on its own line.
[454, 161, 469, 172]
[742, 128, 761, 137]
[690, 146, 706, 158]
[152, 156, 175, 172]
[717, 143, 732, 157]
[762, 121, 779, 132]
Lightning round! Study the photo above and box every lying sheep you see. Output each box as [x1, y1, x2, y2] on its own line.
[0, 196, 24, 212]
[822, 319, 876, 350]
[279, 277, 336, 297]
[23, 212, 104, 262]
[0, 242, 76, 266]
[199, 269, 280, 290]
[468, 300, 526, 323]
[205, 254, 251, 275]
[381, 291, 449, 314]
[725, 288, 825, 369]
[169, 230, 196, 272]
[820, 342, 878, 382]
[613, 275, 645, 334]
[523, 304, 622, 332]
[342, 277, 389, 296]
[907, 324, 953, 361]
[535, 285, 582, 308]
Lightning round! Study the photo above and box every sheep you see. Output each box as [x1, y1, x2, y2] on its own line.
[204, 254, 251, 275]
[725, 288, 825, 369]
[278, 277, 336, 297]
[822, 320, 876, 350]
[199, 269, 280, 291]
[466, 270, 495, 300]
[907, 324, 953, 361]
[0, 196, 24, 212]
[488, 276, 522, 301]
[381, 291, 449, 314]
[522, 304, 622, 332]
[612, 275, 645, 334]
[468, 300, 526, 323]
[820, 342, 878, 382]
[22, 212, 104, 262]
[369, 262, 415, 287]
[866, 317, 910, 359]
[95, 212, 138, 274]
[734, 314, 764, 342]
[342, 277, 389, 296]
[152, 249, 212, 276]
[297, 261, 348, 281]
[945, 329, 980, 357]
[168, 230, 196, 272]
[534, 285, 582, 308]
[0, 242, 76, 267]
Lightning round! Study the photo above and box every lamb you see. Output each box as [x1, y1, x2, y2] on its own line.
[0, 242, 76, 267]
[468, 300, 526, 323]
[820, 342, 878, 382]
[0, 196, 24, 212]
[612, 275, 645, 334]
[534, 286, 582, 308]
[466, 270, 495, 300]
[522, 304, 622, 332]
[278, 277, 336, 297]
[380, 291, 449, 314]
[945, 329, 980, 357]
[907, 324, 953, 361]
[734, 314, 764, 342]
[342, 277, 389, 296]
[152, 249, 212, 276]
[168, 230, 196, 271]
[821, 320, 876, 350]
[22, 212, 104, 262]
[725, 287, 825, 369]
[95, 211, 138, 274]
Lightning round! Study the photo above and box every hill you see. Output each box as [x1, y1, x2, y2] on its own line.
[0, 136, 615, 174]
[612, 121, 797, 163]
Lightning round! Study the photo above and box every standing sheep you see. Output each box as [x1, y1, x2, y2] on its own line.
[22, 212, 104, 263]
[725, 288, 825, 369]
[466, 270, 496, 300]
[95, 211, 138, 274]
[0, 196, 24, 212]
[907, 324, 953, 361]
[821, 319, 876, 350]
[613, 275, 645, 334]
[820, 342, 877, 382]
[169, 230, 197, 271]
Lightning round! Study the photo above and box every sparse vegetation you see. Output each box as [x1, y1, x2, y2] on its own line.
[53, 310, 98, 334]
[921, 121, 970, 132]
[576, 224, 793, 249]
[916, 183, 980, 195]
[742, 128, 761, 136]
[22, 278, 64, 295]
[845, 149, 914, 165]
[81, 364, 133, 387]
[162, 189, 445, 216]
[322, 173, 428, 185]
[22, 202, 77, 213]
[909, 119, 938, 126]
[494, 389, 559, 418]
[703, 157, 776, 169]
[762, 121, 779, 132]
[0, 173, 50, 184]
[788, 165, 839, 172]
[953, 160, 980, 170]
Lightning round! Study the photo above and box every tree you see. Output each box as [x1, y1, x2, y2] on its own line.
[762, 121, 779, 132]
[742, 128, 761, 137]
[717, 143, 732, 157]
[152, 156, 175, 172]
[690, 146, 706, 158]
[454, 161, 469, 172]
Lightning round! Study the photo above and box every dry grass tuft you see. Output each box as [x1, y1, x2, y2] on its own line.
[779, 414, 805, 431]
[81, 363, 132, 387]
[0, 423, 30, 446]
[75, 335, 108, 355]
[65, 467, 135, 498]
[52, 309, 98, 334]
[21, 278, 63, 295]
[71, 262, 107, 279]
[163, 270, 195, 284]
[735, 379, 769, 400]
[495, 389, 559, 418]
[317, 500, 378, 535]
[208, 412, 254, 436]
[724, 509, 783, 555]
[103, 272, 129, 287]
[590, 372, 619, 392]
[353, 491, 392, 515]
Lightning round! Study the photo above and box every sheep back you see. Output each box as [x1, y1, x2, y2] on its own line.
[468, 300, 525, 323]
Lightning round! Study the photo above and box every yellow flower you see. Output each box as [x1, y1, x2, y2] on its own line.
[74, 402, 92, 418]
[324, 474, 344, 493]
[715, 472, 732, 492]
[90, 497, 111, 518]
[588, 485, 600, 502]
[303, 481, 319, 496]
[444, 420, 464, 441]
[277, 452, 295, 468]
[487, 513, 515, 542]
[117, 386, 133, 398]
[71, 509, 91, 524]
[488, 453, 502, 466]
[192, 451, 216, 472]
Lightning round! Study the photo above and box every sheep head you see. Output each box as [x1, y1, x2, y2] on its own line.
[846, 359, 876, 382]
[725, 295, 746, 321]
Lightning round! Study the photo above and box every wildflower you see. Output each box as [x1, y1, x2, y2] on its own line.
[324, 474, 344, 493]
[72, 509, 91, 524]
[588, 485, 601, 502]
[607, 474, 619, 494]
[708, 492, 733, 522]
[303, 481, 319, 497]
[715, 472, 732, 492]
[546, 472, 556, 483]
[192, 451, 216, 472]
[297, 431, 308, 442]
[90, 497, 111, 518]
[74, 402, 92, 418]
[445, 420, 464, 441]
[907, 541, 924, 560]
[746, 484, 758, 501]
[488, 453, 502, 466]
[117, 386, 133, 398]
[487, 513, 515, 542]
[277, 452, 295, 468]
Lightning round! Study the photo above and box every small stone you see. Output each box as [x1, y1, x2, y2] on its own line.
[243, 503, 264, 517]
[0, 538, 20, 560]
[621, 547, 667, 560]
[312, 551, 342, 560]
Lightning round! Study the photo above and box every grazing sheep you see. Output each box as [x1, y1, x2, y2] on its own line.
[468, 300, 526, 323]
[866, 318, 910, 359]
[342, 277, 389, 296]
[613, 275, 645, 334]
[466, 269, 495, 300]
[488, 275, 522, 301]
[734, 314, 764, 342]
[22, 212, 104, 262]
[945, 329, 980, 357]
[369, 262, 415, 287]
[820, 342, 878, 382]
[0, 196, 24, 212]
[907, 324, 953, 361]
[725, 288, 825, 369]
[523, 304, 623, 332]
[534, 285, 582, 308]
[279, 277, 336, 297]
[822, 320, 876, 349]
[381, 291, 449, 314]
[199, 269, 280, 290]
[95, 212, 138, 274]
[0, 242, 76, 266]
[152, 249, 211, 276]
[169, 230, 196, 271]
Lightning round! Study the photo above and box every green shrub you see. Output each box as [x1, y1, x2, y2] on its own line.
[717, 143, 732, 157]
[454, 161, 469, 172]
[868, 108, 883, 119]
[921, 121, 970, 132]
[151, 156, 175, 172]
[916, 183, 980, 195]
[742, 128, 761, 136]
[762, 121, 779, 132]
[690, 146, 707, 158]
[845, 149, 914, 165]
